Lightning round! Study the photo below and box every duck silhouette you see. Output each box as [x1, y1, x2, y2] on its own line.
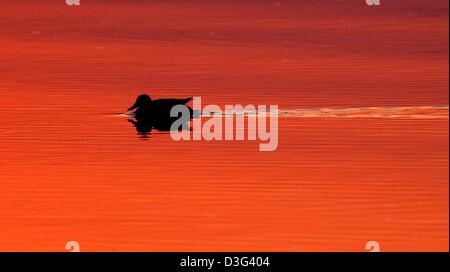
[127, 94, 193, 137]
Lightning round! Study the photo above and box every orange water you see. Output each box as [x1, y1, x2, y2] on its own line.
[0, 0, 448, 251]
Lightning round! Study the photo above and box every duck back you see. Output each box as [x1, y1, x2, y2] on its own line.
[134, 98, 193, 120]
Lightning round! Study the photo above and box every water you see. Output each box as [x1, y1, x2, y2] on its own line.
[0, 0, 448, 251]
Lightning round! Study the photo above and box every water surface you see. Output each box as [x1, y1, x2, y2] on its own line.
[0, 0, 448, 251]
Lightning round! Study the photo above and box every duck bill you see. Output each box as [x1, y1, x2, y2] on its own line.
[128, 102, 138, 111]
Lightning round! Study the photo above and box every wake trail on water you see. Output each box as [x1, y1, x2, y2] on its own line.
[203, 106, 448, 119]
[277, 106, 448, 119]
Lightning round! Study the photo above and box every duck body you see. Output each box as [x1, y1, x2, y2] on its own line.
[127, 94, 193, 134]
[137, 98, 193, 119]
[129, 94, 193, 120]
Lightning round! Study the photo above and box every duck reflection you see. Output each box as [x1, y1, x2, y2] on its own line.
[127, 94, 193, 138]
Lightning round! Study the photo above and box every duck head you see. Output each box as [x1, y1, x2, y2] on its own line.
[128, 94, 152, 111]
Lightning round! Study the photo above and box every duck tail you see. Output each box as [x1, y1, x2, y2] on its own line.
[184, 97, 193, 103]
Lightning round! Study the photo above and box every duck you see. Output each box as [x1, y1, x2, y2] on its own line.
[127, 94, 193, 120]
[127, 94, 194, 136]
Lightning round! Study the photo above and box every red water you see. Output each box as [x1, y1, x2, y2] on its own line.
[0, 0, 448, 251]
